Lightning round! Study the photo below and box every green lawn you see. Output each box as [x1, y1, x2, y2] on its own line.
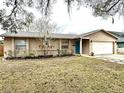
[0, 56, 124, 93]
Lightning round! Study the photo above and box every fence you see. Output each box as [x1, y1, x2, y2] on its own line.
[117, 48, 124, 53]
[0, 44, 3, 56]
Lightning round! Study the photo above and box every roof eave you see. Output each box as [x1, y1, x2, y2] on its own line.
[104, 30, 118, 39]
[81, 29, 118, 39]
[1, 35, 79, 39]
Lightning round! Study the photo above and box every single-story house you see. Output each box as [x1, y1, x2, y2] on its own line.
[109, 31, 124, 53]
[0, 29, 118, 58]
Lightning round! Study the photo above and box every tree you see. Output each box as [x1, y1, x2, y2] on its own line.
[65, 0, 124, 23]
[0, 0, 55, 32]
[81, 0, 124, 24]
[84, 0, 124, 20]
[0, 0, 123, 31]
[29, 17, 56, 56]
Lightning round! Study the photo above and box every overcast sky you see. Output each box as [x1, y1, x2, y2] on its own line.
[0, 0, 124, 35]
[51, 0, 124, 34]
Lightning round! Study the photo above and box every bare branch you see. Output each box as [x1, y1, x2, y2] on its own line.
[45, 0, 50, 15]
[7, 0, 18, 17]
[105, 0, 121, 12]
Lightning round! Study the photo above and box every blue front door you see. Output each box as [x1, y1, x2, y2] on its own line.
[75, 41, 80, 54]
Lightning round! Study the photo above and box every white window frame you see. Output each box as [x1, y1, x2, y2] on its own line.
[61, 40, 69, 49]
[15, 39, 27, 51]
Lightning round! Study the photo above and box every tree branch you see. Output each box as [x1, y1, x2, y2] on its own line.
[67, 0, 71, 17]
[105, 0, 121, 12]
[8, 0, 18, 17]
[45, 0, 50, 15]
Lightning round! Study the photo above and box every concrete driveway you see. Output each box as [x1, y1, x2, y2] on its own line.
[95, 54, 124, 64]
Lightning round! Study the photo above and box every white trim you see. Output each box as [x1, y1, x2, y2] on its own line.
[12, 38, 15, 56]
[80, 29, 118, 39]
[69, 39, 71, 54]
[89, 40, 92, 54]
[59, 39, 61, 50]
[114, 41, 117, 54]
[26, 38, 29, 53]
[80, 38, 82, 55]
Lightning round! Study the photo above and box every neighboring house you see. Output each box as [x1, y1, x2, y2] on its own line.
[0, 29, 118, 58]
[109, 31, 124, 53]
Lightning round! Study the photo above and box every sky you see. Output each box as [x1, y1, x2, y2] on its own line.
[0, 0, 124, 35]
[51, 0, 124, 34]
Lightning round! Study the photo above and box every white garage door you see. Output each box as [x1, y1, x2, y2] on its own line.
[92, 42, 113, 55]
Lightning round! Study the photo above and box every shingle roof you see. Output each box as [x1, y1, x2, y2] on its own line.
[108, 31, 124, 42]
[0, 31, 80, 39]
[0, 29, 120, 40]
[80, 29, 118, 39]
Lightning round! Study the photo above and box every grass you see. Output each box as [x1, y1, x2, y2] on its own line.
[0, 56, 124, 93]
[118, 52, 124, 55]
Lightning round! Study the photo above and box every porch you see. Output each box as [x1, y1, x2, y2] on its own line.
[75, 38, 90, 55]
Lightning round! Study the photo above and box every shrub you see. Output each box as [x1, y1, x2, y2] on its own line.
[7, 50, 13, 57]
[61, 50, 67, 56]
[29, 52, 35, 57]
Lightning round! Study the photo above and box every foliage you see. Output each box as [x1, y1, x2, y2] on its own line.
[64, 0, 124, 17]
[60, 50, 68, 56]
[29, 17, 56, 56]
[0, 0, 123, 31]
[0, 56, 124, 93]
[0, 0, 55, 32]
[7, 50, 13, 57]
[29, 17, 56, 37]
[28, 52, 35, 57]
[84, 0, 124, 17]
[0, 40, 3, 44]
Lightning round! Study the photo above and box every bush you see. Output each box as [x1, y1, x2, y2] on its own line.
[7, 50, 13, 57]
[29, 52, 35, 57]
[61, 50, 68, 56]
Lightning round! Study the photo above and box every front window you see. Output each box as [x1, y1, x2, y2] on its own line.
[61, 40, 69, 49]
[15, 39, 26, 50]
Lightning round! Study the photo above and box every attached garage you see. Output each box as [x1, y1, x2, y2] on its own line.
[81, 29, 118, 55]
[92, 42, 113, 55]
